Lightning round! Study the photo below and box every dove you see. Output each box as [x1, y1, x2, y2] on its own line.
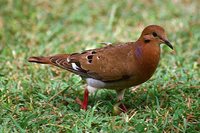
[28, 25, 173, 111]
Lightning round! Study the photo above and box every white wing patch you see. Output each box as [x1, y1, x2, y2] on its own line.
[71, 63, 80, 71]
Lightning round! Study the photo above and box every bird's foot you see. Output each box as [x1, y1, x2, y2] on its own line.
[75, 88, 89, 110]
[75, 97, 87, 110]
[113, 102, 128, 115]
[118, 103, 128, 113]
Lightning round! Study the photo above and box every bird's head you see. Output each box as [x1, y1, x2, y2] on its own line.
[139, 25, 173, 49]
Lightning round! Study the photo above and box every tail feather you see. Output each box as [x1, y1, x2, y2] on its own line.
[28, 54, 71, 68]
[28, 56, 51, 64]
[28, 54, 87, 77]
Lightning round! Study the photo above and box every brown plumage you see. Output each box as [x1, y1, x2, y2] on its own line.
[28, 25, 173, 111]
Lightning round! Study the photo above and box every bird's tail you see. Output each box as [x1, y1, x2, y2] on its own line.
[28, 54, 70, 65]
[28, 54, 71, 68]
[28, 56, 51, 64]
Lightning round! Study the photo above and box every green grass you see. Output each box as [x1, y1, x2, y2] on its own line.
[0, 0, 200, 132]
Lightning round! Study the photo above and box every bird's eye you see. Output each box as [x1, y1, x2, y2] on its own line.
[152, 32, 157, 37]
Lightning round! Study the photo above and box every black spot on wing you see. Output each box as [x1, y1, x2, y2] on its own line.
[91, 51, 96, 54]
[87, 55, 93, 60]
[87, 55, 93, 63]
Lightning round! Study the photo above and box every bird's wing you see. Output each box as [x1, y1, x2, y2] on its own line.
[65, 42, 137, 81]
[28, 42, 137, 81]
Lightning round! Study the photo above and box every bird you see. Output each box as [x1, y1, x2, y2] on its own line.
[28, 25, 173, 112]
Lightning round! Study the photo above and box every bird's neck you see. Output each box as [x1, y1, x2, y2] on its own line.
[134, 41, 161, 83]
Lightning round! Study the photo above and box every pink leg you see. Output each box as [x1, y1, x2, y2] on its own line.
[75, 88, 89, 110]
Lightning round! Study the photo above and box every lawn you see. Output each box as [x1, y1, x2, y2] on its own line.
[0, 0, 199, 132]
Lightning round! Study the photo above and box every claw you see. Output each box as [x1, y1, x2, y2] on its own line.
[119, 103, 128, 112]
[113, 102, 128, 115]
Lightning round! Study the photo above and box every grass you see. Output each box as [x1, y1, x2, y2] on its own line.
[0, 0, 199, 132]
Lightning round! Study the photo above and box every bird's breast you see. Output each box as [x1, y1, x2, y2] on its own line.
[134, 45, 161, 84]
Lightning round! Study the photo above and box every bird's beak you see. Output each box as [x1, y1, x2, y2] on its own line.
[164, 40, 173, 50]
[159, 36, 173, 49]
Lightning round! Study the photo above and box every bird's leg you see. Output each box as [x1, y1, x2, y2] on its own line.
[116, 89, 127, 112]
[75, 88, 89, 110]
[82, 88, 89, 110]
